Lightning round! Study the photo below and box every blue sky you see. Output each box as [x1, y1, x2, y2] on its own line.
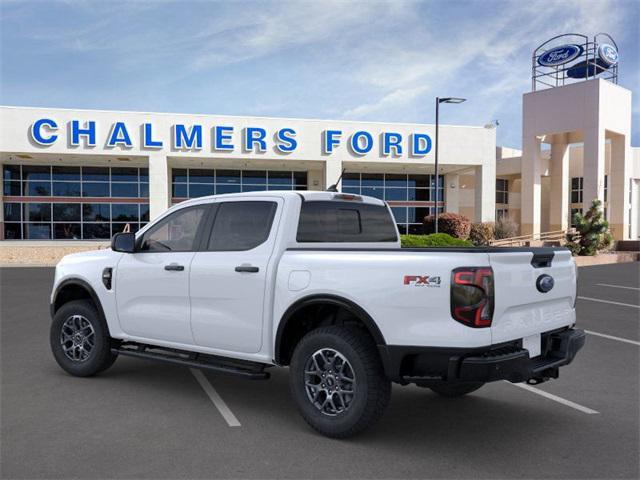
[1, 0, 638, 148]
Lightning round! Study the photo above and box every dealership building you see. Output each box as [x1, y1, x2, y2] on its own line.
[0, 34, 638, 244]
[0, 106, 497, 240]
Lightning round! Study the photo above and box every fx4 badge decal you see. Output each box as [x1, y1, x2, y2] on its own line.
[403, 275, 441, 287]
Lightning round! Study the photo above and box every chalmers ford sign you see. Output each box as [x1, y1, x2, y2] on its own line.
[29, 118, 434, 157]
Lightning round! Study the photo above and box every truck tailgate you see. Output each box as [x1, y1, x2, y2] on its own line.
[489, 248, 576, 346]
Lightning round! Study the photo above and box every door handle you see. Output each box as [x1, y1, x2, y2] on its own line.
[164, 263, 185, 271]
[235, 265, 259, 273]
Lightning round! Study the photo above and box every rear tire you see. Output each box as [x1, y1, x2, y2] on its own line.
[50, 300, 118, 377]
[429, 382, 484, 397]
[289, 325, 391, 438]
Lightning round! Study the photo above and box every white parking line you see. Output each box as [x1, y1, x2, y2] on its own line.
[190, 368, 241, 427]
[595, 283, 640, 291]
[585, 330, 640, 346]
[508, 382, 599, 414]
[577, 296, 640, 309]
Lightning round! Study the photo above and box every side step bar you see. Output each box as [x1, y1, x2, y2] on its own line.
[112, 343, 271, 380]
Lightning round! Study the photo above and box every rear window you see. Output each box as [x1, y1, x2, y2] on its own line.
[297, 201, 398, 243]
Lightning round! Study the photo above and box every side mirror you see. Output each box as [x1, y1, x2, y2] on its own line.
[111, 232, 136, 253]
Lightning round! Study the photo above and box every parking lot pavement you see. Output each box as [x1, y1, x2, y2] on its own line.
[1, 264, 638, 479]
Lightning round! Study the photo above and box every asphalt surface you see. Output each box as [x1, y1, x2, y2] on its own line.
[1, 263, 638, 479]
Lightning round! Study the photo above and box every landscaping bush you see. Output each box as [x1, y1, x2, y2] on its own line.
[423, 212, 471, 239]
[494, 216, 519, 239]
[565, 199, 613, 256]
[469, 222, 495, 246]
[401, 233, 473, 248]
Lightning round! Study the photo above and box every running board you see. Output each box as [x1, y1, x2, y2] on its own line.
[112, 343, 270, 380]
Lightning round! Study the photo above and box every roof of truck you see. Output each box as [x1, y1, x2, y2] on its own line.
[179, 190, 387, 207]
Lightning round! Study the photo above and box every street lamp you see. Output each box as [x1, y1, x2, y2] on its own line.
[434, 96, 466, 233]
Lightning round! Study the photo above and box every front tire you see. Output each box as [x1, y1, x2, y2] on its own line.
[50, 300, 118, 377]
[289, 325, 391, 438]
[429, 382, 484, 397]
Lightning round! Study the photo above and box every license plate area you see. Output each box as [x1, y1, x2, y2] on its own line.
[523, 333, 541, 358]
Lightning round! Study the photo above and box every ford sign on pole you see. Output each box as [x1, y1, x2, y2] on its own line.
[598, 44, 619, 66]
[537, 44, 583, 67]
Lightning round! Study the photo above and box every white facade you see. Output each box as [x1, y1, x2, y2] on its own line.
[0, 106, 496, 240]
[520, 79, 634, 240]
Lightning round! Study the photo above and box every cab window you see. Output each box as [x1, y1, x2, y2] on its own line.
[138, 205, 207, 252]
[207, 201, 277, 251]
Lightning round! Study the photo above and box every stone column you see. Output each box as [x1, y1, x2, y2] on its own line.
[148, 153, 170, 220]
[609, 134, 631, 240]
[445, 173, 459, 214]
[521, 135, 542, 236]
[582, 126, 605, 212]
[549, 134, 570, 232]
[474, 164, 495, 223]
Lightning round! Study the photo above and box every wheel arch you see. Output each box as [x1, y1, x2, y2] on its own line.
[51, 278, 107, 326]
[274, 294, 386, 365]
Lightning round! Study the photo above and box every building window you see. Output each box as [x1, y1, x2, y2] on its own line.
[570, 177, 583, 203]
[171, 168, 307, 200]
[496, 179, 508, 204]
[604, 175, 608, 203]
[496, 208, 509, 219]
[2, 164, 149, 240]
[342, 172, 444, 233]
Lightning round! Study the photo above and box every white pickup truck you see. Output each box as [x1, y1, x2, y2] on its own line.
[50, 191, 585, 437]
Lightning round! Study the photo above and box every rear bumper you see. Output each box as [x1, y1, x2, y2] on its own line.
[378, 328, 586, 385]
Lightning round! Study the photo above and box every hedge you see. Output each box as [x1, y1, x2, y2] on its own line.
[401, 233, 473, 248]
[423, 212, 471, 239]
[469, 222, 495, 246]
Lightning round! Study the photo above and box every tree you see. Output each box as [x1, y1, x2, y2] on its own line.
[565, 199, 613, 256]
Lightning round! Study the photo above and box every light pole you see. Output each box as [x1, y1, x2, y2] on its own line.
[434, 96, 466, 233]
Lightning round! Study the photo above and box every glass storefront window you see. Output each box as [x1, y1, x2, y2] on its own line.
[52, 166, 80, 181]
[171, 168, 308, 200]
[53, 203, 81, 222]
[2, 164, 149, 240]
[52, 182, 81, 197]
[341, 172, 444, 232]
[83, 203, 110, 221]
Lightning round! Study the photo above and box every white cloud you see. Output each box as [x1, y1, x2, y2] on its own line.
[338, 0, 629, 121]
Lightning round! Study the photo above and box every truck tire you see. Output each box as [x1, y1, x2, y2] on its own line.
[50, 299, 118, 377]
[429, 382, 484, 397]
[289, 325, 391, 438]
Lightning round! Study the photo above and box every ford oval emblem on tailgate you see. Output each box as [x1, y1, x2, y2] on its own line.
[536, 274, 555, 293]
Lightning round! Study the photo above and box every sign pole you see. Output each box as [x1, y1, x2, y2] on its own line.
[434, 97, 440, 234]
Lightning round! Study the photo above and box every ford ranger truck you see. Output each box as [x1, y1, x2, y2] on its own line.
[50, 191, 585, 438]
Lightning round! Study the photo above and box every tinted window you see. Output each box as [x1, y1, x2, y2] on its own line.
[52, 166, 80, 181]
[139, 206, 207, 252]
[207, 201, 276, 251]
[297, 201, 397, 243]
[111, 183, 139, 198]
[52, 182, 81, 197]
[53, 203, 81, 221]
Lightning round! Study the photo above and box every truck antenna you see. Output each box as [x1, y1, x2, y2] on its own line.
[326, 168, 346, 192]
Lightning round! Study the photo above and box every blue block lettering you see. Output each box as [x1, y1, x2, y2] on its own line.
[30, 118, 58, 145]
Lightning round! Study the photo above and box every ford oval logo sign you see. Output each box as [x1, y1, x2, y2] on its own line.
[536, 274, 555, 293]
[538, 44, 583, 67]
[598, 43, 618, 66]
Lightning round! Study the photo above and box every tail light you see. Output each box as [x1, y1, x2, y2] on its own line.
[450, 267, 494, 328]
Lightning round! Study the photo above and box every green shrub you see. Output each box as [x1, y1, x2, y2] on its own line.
[401, 233, 473, 248]
[565, 199, 613, 256]
[494, 216, 519, 239]
[469, 222, 495, 246]
[423, 212, 471, 239]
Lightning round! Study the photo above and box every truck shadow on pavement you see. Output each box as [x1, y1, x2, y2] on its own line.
[105, 360, 586, 450]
